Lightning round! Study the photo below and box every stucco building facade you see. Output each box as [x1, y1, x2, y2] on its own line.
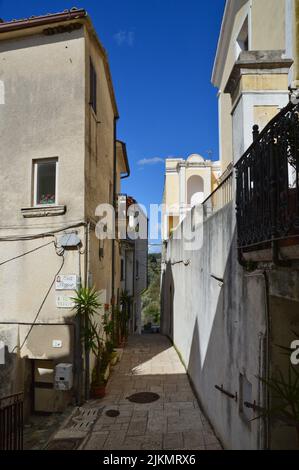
[0, 9, 130, 416]
[162, 154, 220, 240]
[161, 0, 299, 450]
[119, 195, 148, 335]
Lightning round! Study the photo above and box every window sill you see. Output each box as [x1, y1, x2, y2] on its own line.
[21, 205, 66, 218]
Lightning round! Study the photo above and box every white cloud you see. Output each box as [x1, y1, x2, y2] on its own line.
[113, 30, 135, 47]
[137, 157, 165, 166]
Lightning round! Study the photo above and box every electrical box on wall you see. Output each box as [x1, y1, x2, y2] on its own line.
[55, 363, 73, 391]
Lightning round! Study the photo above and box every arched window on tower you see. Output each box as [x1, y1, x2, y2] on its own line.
[187, 175, 204, 207]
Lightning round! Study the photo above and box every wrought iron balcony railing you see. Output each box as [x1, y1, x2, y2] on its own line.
[235, 102, 299, 252]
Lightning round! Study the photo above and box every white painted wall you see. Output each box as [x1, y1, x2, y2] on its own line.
[161, 203, 268, 449]
[233, 92, 290, 163]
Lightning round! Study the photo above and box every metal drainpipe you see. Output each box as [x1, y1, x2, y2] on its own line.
[111, 116, 119, 342]
[248, 271, 270, 449]
[84, 221, 91, 400]
[262, 270, 271, 450]
[132, 243, 136, 333]
[75, 313, 83, 405]
[75, 243, 83, 405]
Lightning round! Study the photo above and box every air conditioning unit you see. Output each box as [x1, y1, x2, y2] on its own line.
[55, 363, 73, 391]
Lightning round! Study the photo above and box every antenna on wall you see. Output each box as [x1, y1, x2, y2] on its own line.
[206, 149, 213, 160]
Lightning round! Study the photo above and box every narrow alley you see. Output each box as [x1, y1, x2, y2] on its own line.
[48, 335, 221, 451]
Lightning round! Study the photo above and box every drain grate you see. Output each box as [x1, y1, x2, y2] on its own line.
[126, 392, 160, 404]
[45, 438, 83, 450]
[65, 407, 100, 431]
[105, 409, 120, 417]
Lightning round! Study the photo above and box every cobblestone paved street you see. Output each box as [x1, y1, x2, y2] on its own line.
[71, 334, 222, 450]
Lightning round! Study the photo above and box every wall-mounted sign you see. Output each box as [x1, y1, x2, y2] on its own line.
[55, 274, 78, 291]
[56, 295, 75, 309]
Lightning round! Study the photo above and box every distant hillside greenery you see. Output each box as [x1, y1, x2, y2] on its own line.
[142, 253, 161, 326]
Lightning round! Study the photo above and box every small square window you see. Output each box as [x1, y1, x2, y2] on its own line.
[33, 159, 57, 206]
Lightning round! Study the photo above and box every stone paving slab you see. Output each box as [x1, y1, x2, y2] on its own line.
[79, 334, 222, 451]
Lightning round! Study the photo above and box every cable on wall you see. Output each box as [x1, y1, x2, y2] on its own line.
[0, 241, 55, 267]
[0, 221, 86, 242]
[14, 251, 65, 353]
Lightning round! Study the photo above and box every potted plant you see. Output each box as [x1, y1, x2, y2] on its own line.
[72, 287, 107, 399]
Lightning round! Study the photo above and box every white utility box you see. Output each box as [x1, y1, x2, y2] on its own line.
[55, 363, 73, 391]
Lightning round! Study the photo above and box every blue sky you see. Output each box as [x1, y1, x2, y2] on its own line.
[0, 0, 225, 250]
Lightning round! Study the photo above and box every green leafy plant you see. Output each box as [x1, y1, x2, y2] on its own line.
[142, 253, 161, 327]
[103, 310, 114, 337]
[256, 333, 299, 446]
[258, 365, 299, 445]
[72, 287, 105, 386]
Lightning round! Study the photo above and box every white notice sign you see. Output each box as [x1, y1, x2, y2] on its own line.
[55, 274, 78, 291]
[56, 295, 75, 309]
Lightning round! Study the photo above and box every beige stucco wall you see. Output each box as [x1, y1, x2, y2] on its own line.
[253, 105, 280, 131]
[165, 174, 180, 209]
[219, 0, 286, 93]
[251, 0, 285, 51]
[162, 157, 221, 239]
[218, 1, 249, 173]
[219, 92, 233, 173]
[0, 21, 122, 404]
[220, 2, 250, 94]
[0, 27, 86, 328]
[0, 28, 86, 227]
[0, 26, 88, 406]
[84, 26, 116, 305]
[216, 0, 287, 174]
[242, 73, 289, 92]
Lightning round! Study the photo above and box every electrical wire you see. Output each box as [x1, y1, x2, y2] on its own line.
[0, 222, 86, 242]
[15, 252, 65, 352]
[0, 241, 55, 266]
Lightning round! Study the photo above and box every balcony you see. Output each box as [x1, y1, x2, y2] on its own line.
[235, 102, 299, 262]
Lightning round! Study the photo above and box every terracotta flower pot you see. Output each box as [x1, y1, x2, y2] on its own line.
[90, 384, 106, 399]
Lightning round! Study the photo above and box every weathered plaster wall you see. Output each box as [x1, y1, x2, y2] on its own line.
[0, 23, 119, 407]
[161, 202, 299, 449]
[84, 26, 116, 305]
[0, 28, 86, 226]
[161, 203, 266, 449]
[232, 91, 289, 162]
[218, 92, 233, 173]
[0, 29, 87, 367]
[216, 0, 287, 174]
[251, 0, 285, 51]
